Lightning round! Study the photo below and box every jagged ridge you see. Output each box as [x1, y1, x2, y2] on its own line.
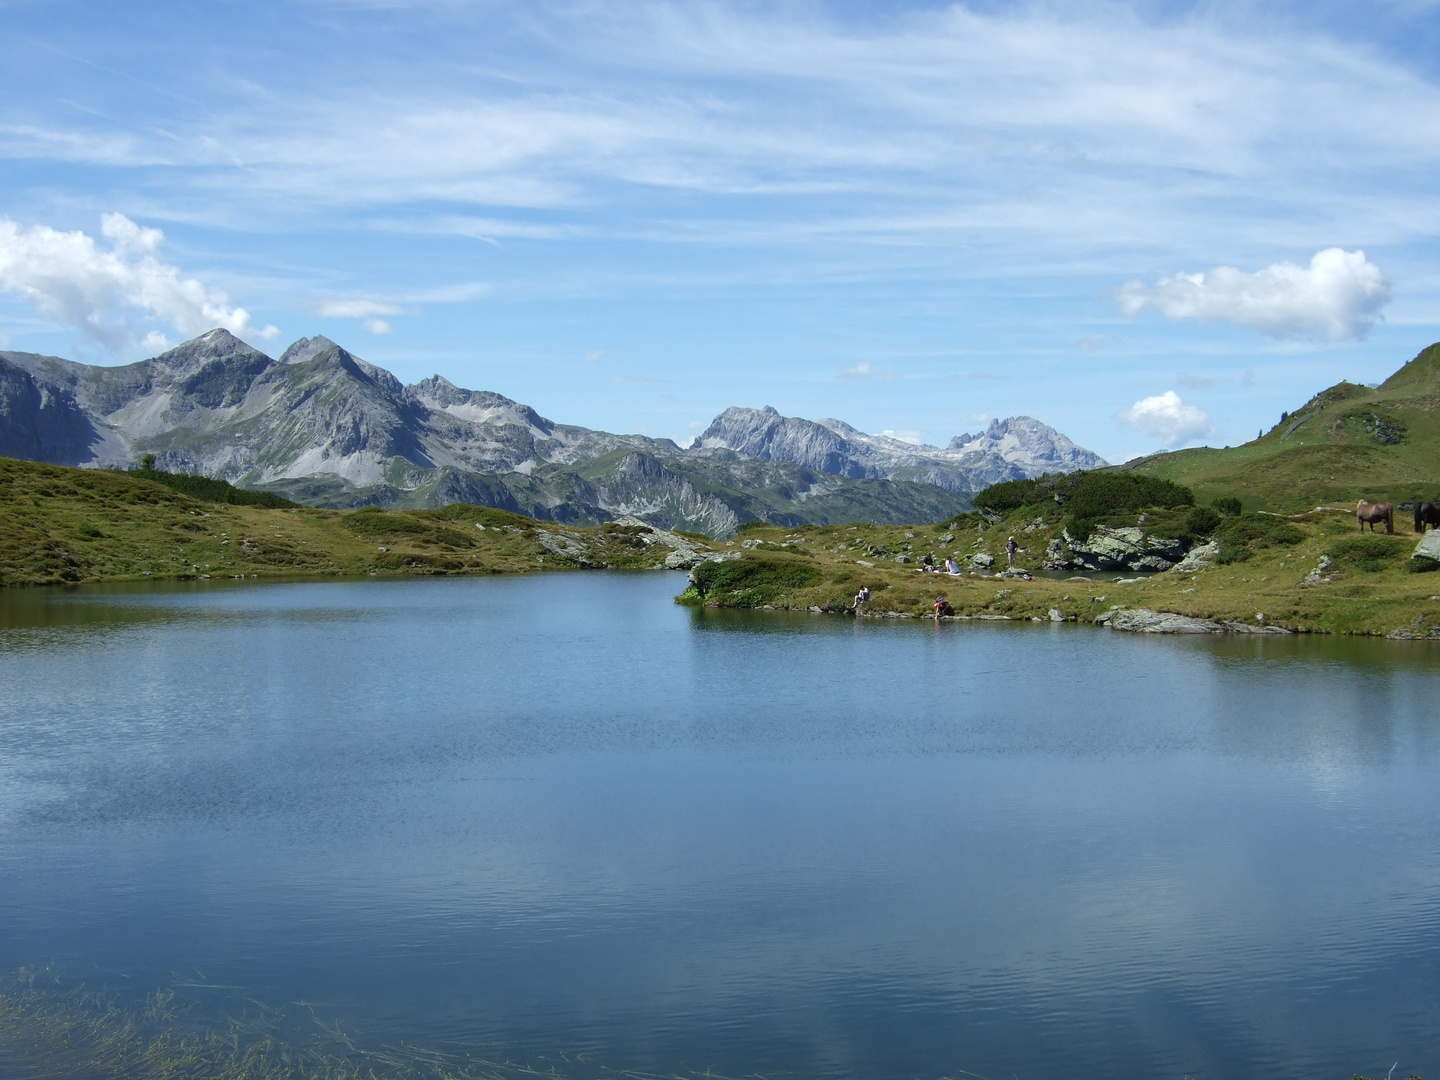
[0, 330, 1102, 536]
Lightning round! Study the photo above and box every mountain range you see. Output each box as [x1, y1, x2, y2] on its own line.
[0, 329, 1104, 536]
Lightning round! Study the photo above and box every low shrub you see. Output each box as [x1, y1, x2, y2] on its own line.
[1406, 556, 1440, 574]
[686, 556, 822, 606]
[1214, 515, 1304, 549]
[342, 510, 431, 536]
[136, 466, 297, 508]
[1213, 496, 1242, 516]
[1185, 506, 1222, 536]
[972, 471, 1194, 517]
[1329, 535, 1412, 573]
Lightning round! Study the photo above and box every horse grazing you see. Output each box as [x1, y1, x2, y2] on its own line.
[1415, 502, 1440, 533]
[1357, 500, 1394, 534]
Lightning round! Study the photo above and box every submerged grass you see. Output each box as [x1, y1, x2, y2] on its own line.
[0, 969, 724, 1080]
[1, 969, 1009, 1080]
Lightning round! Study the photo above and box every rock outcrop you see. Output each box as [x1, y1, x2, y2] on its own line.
[1104, 608, 1224, 633]
[1414, 532, 1440, 561]
[1044, 526, 1188, 572]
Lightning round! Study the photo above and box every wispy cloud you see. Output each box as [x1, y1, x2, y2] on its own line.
[838, 360, 895, 381]
[318, 299, 402, 319]
[1117, 249, 1391, 341]
[12, 4, 1440, 263]
[0, 213, 277, 354]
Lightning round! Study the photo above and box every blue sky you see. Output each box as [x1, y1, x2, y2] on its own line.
[2, 0, 1438, 462]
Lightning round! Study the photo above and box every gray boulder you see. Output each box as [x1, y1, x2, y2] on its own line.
[1046, 526, 1188, 572]
[1171, 541, 1219, 573]
[1415, 533, 1440, 561]
[971, 552, 995, 568]
[1107, 609, 1223, 634]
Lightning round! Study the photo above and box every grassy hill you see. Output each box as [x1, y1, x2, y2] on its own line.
[1120, 342, 1440, 512]
[0, 457, 715, 587]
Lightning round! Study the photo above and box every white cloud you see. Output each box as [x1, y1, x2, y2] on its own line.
[0, 213, 277, 354]
[1120, 391, 1213, 448]
[1116, 248, 1391, 341]
[362, 318, 391, 335]
[318, 299, 402, 319]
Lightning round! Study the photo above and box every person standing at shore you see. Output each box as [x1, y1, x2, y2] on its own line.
[1006, 536, 1018, 568]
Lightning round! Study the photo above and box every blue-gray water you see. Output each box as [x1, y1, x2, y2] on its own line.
[2, 572, 1440, 1079]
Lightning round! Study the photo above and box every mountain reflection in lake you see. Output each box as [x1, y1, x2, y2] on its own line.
[2, 573, 1439, 1080]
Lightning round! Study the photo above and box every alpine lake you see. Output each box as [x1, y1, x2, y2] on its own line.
[3, 570, 1440, 1080]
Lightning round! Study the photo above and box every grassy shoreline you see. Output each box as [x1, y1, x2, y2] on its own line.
[677, 514, 1440, 639]
[8, 456, 1440, 639]
[0, 457, 713, 587]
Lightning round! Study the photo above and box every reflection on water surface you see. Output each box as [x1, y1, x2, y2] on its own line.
[2, 573, 1439, 1080]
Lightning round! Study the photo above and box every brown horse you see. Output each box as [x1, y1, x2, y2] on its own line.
[1357, 500, 1394, 534]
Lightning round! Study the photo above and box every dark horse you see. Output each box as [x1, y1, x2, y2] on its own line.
[1416, 502, 1440, 533]
[1357, 500, 1394, 534]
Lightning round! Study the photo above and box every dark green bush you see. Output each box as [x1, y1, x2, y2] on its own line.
[1330, 535, 1412, 573]
[686, 556, 822, 606]
[136, 466, 297, 508]
[1213, 496, 1242, 517]
[1185, 506, 1222, 535]
[342, 511, 431, 535]
[972, 470, 1193, 517]
[1216, 546, 1252, 564]
[1406, 556, 1440, 574]
[1214, 515, 1304, 548]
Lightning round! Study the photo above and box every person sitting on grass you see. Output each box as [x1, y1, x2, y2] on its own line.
[854, 585, 871, 608]
[922, 552, 936, 571]
[944, 556, 960, 574]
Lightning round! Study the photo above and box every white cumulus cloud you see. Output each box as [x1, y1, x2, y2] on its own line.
[1121, 390, 1213, 448]
[1116, 248, 1390, 342]
[0, 214, 278, 354]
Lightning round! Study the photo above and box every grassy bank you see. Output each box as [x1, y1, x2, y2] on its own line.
[678, 510, 1440, 638]
[0, 457, 712, 586]
[1120, 342, 1440, 511]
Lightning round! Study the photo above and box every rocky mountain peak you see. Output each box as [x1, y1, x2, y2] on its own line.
[947, 415, 1104, 472]
[279, 336, 340, 365]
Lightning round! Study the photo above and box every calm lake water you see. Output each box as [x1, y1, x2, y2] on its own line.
[2, 572, 1440, 1079]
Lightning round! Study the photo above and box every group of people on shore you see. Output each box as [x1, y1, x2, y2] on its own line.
[915, 535, 1023, 574]
[853, 534, 1031, 616]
